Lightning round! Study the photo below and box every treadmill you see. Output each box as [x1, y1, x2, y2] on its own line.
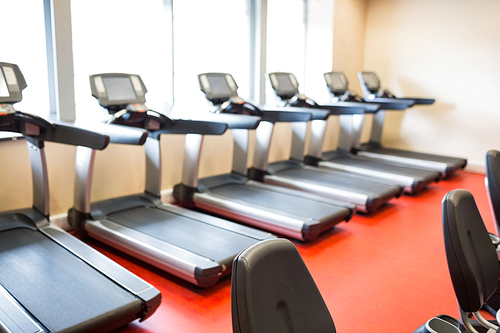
[0, 62, 160, 333]
[268, 72, 441, 194]
[191, 72, 402, 214]
[356, 71, 467, 178]
[173, 78, 355, 242]
[68, 73, 275, 288]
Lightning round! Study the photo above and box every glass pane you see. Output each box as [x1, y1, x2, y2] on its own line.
[0, 1, 49, 118]
[266, 0, 305, 104]
[71, 0, 172, 120]
[172, 0, 250, 118]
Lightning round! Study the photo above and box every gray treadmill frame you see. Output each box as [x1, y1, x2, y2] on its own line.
[356, 71, 459, 175]
[74, 123, 275, 286]
[270, 71, 440, 193]
[0, 116, 160, 331]
[77, 73, 275, 286]
[181, 123, 354, 240]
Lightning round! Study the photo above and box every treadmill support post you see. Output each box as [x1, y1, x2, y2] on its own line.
[145, 137, 162, 197]
[252, 121, 274, 172]
[182, 133, 204, 188]
[232, 129, 250, 175]
[290, 122, 307, 161]
[27, 141, 50, 218]
[74, 146, 96, 214]
[307, 119, 328, 160]
[350, 113, 367, 150]
[370, 110, 386, 144]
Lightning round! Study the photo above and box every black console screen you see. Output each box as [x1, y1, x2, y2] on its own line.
[102, 77, 137, 102]
[207, 75, 232, 97]
[0, 69, 9, 98]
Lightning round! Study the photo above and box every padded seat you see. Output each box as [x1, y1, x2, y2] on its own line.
[231, 239, 335, 333]
[486, 150, 500, 233]
[442, 190, 500, 332]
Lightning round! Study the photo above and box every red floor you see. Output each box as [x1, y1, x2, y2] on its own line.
[85, 171, 494, 333]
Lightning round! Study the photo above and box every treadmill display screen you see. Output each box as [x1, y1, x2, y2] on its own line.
[329, 73, 347, 90]
[207, 76, 233, 97]
[102, 77, 137, 102]
[275, 73, 297, 94]
[363, 73, 379, 90]
[0, 69, 9, 98]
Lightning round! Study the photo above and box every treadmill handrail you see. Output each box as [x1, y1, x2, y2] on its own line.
[259, 105, 329, 120]
[164, 119, 229, 135]
[363, 98, 413, 109]
[396, 97, 435, 105]
[314, 104, 368, 115]
[324, 101, 381, 113]
[0, 111, 112, 150]
[190, 113, 261, 130]
[260, 109, 312, 123]
[76, 122, 148, 146]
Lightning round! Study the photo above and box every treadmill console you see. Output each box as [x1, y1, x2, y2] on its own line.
[324, 71, 364, 102]
[90, 73, 147, 113]
[359, 72, 380, 93]
[90, 73, 174, 130]
[198, 73, 239, 104]
[268, 72, 300, 100]
[0, 62, 27, 107]
[358, 72, 397, 99]
[268, 72, 318, 108]
[198, 73, 262, 115]
[324, 72, 349, 96]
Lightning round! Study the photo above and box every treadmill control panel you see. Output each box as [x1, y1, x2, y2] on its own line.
[324, 72, 349, 96]
[359, 72, 381, 94]
[0, 104, 15, 114]
[90, 73, 147, 108]
[268, 72, 300, 99]
[198, 73, 239, 103]
[0, 62, 26, 105]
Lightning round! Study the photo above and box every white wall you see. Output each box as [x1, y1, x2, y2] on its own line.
[363, 0, 500, 172]
[324, 0, 368, 151]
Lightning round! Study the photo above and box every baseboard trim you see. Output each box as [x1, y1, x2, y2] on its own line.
[465, 161, 485, 174]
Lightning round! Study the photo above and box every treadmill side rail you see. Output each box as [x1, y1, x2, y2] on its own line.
[40, 224, 161, 320]
[0, 285, 47, 333]
[358, 150, 450, 174]
[193, 192, 312, 241]
[84, 219, 222, 288]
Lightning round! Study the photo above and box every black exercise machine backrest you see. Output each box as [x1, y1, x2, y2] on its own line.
[486, 150, 500, 234]
[442, 189, 499, 313]
[268, 72, 300, 100]
[323, 71, 349, 97]
[231, 239, 336, 333]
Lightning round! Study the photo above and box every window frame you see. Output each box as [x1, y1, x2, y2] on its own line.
[44, 0, 327, 122]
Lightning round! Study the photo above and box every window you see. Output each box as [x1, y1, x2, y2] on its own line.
[171, 0, 251, 118]
[71, 0, 173, 120]
[265, 0, 306, 104]
[0, 1, 49, 118]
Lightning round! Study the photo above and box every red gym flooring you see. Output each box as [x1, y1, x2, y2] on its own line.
[84, 171, 492, 332]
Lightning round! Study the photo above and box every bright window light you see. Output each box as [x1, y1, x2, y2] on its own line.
[266, 0, 306, 104]
[171, 0, 251, 118]
[0, 1, 49, 118]
[71, 0, 173, 120]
